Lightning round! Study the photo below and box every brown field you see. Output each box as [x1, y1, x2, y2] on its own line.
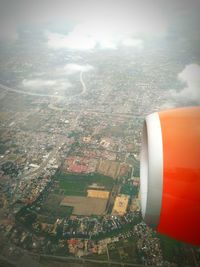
[97, 159, 130, 179]
[60, 196, 108, 215]
[0, 112, 12, 122]
[97, 159, 120, 179]
[23, 113, 44, 131]
[87, 190, 110, 199]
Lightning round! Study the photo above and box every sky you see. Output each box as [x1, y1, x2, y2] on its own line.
[0, 0, 200, 52]
[0, 0, 200, 104]
[0, 0, 200, 42]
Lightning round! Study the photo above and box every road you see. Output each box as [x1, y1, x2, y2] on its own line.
[0, 70, 86, 99]
[31, 253, 148, 267]
[0, 83, 60, 98]
[64, 108, 144, 118]
[80, 71, 87, 95]
[20, 138, 64, 179]
[0, 75, 144, 119]
[47, 70, 87, 111]
[0, 252, 147, 267]
[106, 182, 121, 213]
[20, 107, 81, 180]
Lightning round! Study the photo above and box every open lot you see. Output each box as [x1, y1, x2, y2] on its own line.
[36, 172, 113, 221]
[54, 172, 114, 196]
[22, 113, 44, 131]
[97, 160, 130, 179]
[60, 196, 108, 215]
[97, 160, 120, 179]
[38, 193, 72, 223]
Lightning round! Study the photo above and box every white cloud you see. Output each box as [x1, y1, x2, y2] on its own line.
[21, 63, 93, 96]
[173, 64, 200, 104]
[22, 79, 57, 88]
[122, 38, 144, 49]
[46, 25, 119, 51]
[47, 27, 144, 51]
[22, 78, 72, 95]
[47, 31, 96, 50]
[2, 0, 200, 43]
[43, 0, 171, 51]
[63, 63, 94, 74]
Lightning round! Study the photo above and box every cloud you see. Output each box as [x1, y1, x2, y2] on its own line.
[46, 28, 118, 50]
[47, 31, 96, 50]
[122, 38, 144, 49]
[22, 79, 57, 88]
[172, 64, 200, 104]
[1, 0, 200, 44]
[20, 63, 93, 96]
[46, 26, 144, 50]
[22, 78, 72, 95]
[63, 63, 94, 74]
[0, 0, 170, 41]
[18, 63, 94, 96]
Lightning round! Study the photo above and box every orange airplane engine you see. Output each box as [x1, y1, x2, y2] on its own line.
[140, 106, 200, 246]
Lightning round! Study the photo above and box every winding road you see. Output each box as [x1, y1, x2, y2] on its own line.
[0, 70, 87, 99]
[0, 83, 59, 98]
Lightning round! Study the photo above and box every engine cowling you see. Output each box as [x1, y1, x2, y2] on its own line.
[140, 106, 200, 246]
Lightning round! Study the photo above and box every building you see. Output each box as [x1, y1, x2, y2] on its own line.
[130, 197, 140, 212]
[112, 194, 130, 216]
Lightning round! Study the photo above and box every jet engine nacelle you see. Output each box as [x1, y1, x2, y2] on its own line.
[140, 106, 200, 246]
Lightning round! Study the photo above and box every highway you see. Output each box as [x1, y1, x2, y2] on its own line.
[80, 71, 87, 95]
[33, 253, 148, 267]
[20, 138, 65, 179]
[0, 70, 86, 99]
[0, 252, 148, 267]
[0, 77, 144, 119]
[0, 82, 60, 98]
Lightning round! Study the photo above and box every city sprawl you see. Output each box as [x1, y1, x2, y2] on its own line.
[0, 37, 199, 267]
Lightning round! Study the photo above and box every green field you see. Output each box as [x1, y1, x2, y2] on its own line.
[157, 233, 182, 262]
[38, 194, 73, 223]
[54, 172, 114, 196]
[120, 183, 138, 196]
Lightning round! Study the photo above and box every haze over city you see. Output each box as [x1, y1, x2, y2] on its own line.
[0, 0, 199, 266]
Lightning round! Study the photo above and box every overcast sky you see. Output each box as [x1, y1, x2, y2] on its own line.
[0, 0, 200, 41]
[0, 0, 200, 104]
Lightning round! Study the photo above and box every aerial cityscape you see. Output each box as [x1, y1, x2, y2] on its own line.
[0, 0, 200, 267]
